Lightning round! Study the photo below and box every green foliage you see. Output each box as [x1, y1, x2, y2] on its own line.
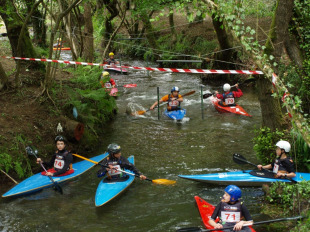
[65, 65, 116, 129]
[290, 212, 310, 232]
[243, 0, 276, 17]
[291, 131, 310, 172]
[0, 153, 13, 173]
[252, 127, 286, 164]
[266, 181, 310, 211]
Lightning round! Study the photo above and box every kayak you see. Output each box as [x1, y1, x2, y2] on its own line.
[104, 66, 128, 75]
[179, 170, 310, 186]
[53, 47, 71, 50]
[107, 87, 118, 97]
[2, 152, 108, 198]
[195, 196, 256, 232]
[210, 96, 251, 117]
[95, 156, 135, 207]
[164, 109, 186, 121]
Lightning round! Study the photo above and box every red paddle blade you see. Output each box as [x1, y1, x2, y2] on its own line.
[123, 84, 137, 88]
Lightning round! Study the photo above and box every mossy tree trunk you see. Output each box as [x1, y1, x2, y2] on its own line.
[0, 62, 8, 91]
[82, 3, 94, 63]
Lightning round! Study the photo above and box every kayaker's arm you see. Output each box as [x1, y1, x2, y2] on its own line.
[150, 95, 167, 110]
[232, 88, 243, 98]
[208, 203, 223, 229]
[120, 157, 146, 180]
[257, 164, 272, 170]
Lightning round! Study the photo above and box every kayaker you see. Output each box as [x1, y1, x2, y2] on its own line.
[257, 140, 296, 178]
[106, 52, 119, 65]
[97, 143, 147, 180]
[53, 38, 63, 48]
[36, 135, 74, 177]
[208, 185, 253, 232]
[215, 83, 243, 107]
[100, 71, 116, 89]
[150, 86, 183, 111]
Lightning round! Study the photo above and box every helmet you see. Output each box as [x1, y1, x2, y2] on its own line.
[107, 143, 121, 155]
[223, 83, 231, 92]
[57, 38, 61, 41]
[225, 185, 242, 202]
[276, 140, 291, 153]
[171, 86, 180, 92]
[102, 71, 110, 77]
[109, 52, 114, 56]
[55, 135, 66, 143]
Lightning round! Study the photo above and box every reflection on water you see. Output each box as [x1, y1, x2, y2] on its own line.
[0, 60, 269, 232]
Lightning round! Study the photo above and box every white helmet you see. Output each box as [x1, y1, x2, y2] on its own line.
[276, 140, 291, 153]
[223, 83, 231, 92]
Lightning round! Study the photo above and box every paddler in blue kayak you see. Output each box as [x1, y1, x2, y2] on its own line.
[97, 143, 147, 180]
[257, 140, 296, 178]
[215, 83, 243, 107]
[150, 86, 183, 111]
[36, 135, 74, 177]
[208, 185, 253, 232]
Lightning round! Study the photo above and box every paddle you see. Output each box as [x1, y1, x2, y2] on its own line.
[26, 146, 63, 194]
[123, 84, 137, 88]
[134, 90, 196, 116]
[73, 153, 176, 185]
[177, 215, 303, 232]
[232, 153, 298, 183]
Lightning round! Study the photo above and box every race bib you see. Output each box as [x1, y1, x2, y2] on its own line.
[54, 159, 65, 169]
[169, 100, 179, 107]
[105, 82, 112, 88]
[110, 62, 116, 67]
[225, 98, 235, 105]
[108, 165, 121, 176]
[273, 163, 279, 173]
[221, 211, 241, 223]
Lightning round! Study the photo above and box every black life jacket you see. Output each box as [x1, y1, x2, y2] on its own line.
[53, 150, 72, 171]
[219, 201, 242, 223]
[222, 92, 235, 106]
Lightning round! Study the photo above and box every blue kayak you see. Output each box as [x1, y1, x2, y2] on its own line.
[95, 156, 135, 207]
[2, 152, 108, 198]
[178, 170, 310, 186]
[164, 109, 186, 121]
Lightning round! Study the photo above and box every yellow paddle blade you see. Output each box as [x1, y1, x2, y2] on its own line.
[132, 110, 146, 116]
[151, 179, 176, 185]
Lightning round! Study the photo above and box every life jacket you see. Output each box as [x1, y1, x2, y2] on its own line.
[167, 93, 181, 111]
[273, 156, 293, 174]
[107, 58, 116, 66]
[106, 157, 124, 179]
[219, 201, 243, 223]
[53, 150, 73, 171]
[222, 92, 235, 106]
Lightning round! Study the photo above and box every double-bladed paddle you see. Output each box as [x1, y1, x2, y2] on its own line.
[176, 215, 303, 232]
[232, 153, 297, 183]
[26, 146, 63, 194]
[133, 90, 196, 116]
[73, 153, 176, 185]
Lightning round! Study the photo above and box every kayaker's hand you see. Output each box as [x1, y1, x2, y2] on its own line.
[150, 105, 155, 110]
[257, 165, 263, 170]
[276, 172, 286, 178]
[36, 158, 42, 164]
[215, 91, 219, 95]
[235, 83, 239, 88]
[139, 175, 147, 180]
[46, 172, 53, 176]
[214, 223, 223, 229]
[234, 221, 244, 231]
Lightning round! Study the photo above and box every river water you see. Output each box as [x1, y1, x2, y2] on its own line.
[0, 60, 270, 232]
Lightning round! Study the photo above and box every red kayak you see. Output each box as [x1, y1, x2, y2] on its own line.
[195, 196, 256, 232]
[210, 96, 252, 117]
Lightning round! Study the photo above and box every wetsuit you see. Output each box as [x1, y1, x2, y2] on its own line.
[97, 156, 142, 179]
[216, 88, 243, 107]
[106, 58, 117, 65]
[211, 201, 253, 232]
[43, 149, 73, 176]
[160, 94, 182, 111]
[272, 156, 295, 174]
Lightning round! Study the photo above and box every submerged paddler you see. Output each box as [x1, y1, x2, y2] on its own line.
[150, 86, 183, 111]
[36, 136, 74, 177]
[257, 140, 296, 178]
[97, 143, 147, 180]
[208, 185, 253, 232]
[100, 71, 116, 89]
[215, 83, 243, 107]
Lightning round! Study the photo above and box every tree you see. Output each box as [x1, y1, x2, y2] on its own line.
[82, 2, 94, 62]
[0, 62, 8, 91]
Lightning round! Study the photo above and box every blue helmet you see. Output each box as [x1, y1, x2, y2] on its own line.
[225, 185, 241, 202]
[171, 86, 180, 92]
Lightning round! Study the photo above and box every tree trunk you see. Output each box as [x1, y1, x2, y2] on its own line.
[169, 10, 176, 42]
[0, 62, 8, 91]
[211, 13, 236, 69]
[0, 0, 40, 67]
[82, 3, 94, 62]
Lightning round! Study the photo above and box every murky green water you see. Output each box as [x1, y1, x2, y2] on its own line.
[0, 61, 270, 232]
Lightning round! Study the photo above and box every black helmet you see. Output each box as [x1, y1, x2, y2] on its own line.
[107, 143, 121, 155]
[55, 135, 66, 143]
